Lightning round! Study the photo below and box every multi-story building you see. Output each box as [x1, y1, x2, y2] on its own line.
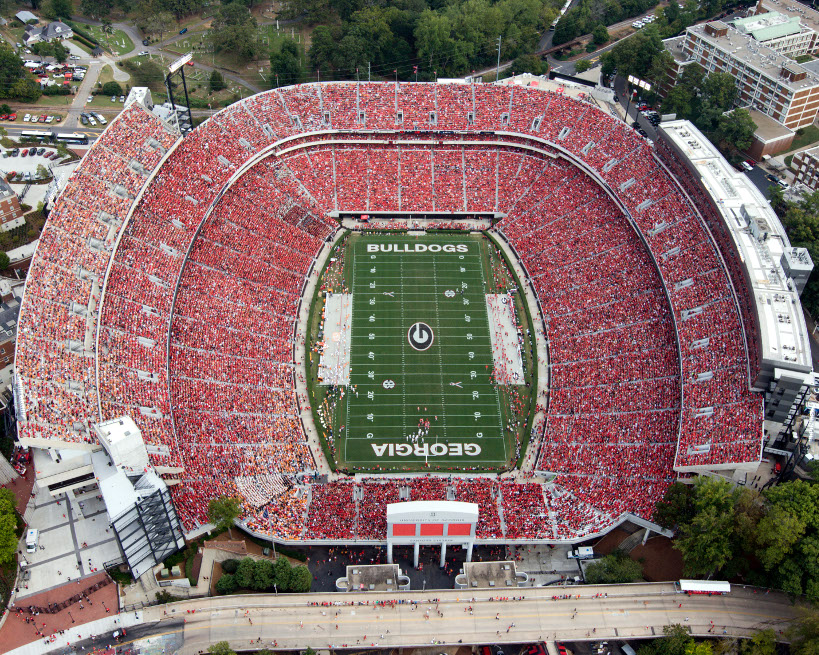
[0, 178, 25, 232]
[664, 21, 819, 129]
[792, 145, 819, 188]
[731, 11, 816, 57]
[753, 0, 819, 52]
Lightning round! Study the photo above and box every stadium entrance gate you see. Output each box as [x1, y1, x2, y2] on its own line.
[386, 501, 478, 568]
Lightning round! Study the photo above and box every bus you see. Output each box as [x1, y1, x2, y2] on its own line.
[54, 132, 89, 145]
[20, 130, 52, 142]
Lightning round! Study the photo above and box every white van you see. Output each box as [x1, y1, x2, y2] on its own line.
[25, 528, 38, 553]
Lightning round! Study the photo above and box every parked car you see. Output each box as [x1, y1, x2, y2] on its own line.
[23, 114, 30, 122]
[38, 115, 46, 122]
[179, 27, 188, 34]
[111, 96, 117, 102]
[70, 55, 80, 60]
[741, 161, 753, 171]
[80, 114, 89, 125]
[9, 113, 16, 121]
[138, 50, 149, 56]
[88, 116, 96, 126]
[142, 39, 150, 46]
[778, 179, 791, 189]
[11, 148, 18, 157]
[766, 173, 778, 183]
[21, 149, 27, 156]
[37, 147, 44, 156]
[7, 171, 15, 180]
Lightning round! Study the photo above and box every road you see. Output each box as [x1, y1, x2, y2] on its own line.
[46, 584, 799, 655]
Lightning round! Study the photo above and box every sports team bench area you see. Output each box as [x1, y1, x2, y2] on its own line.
[308, 230, 536, 473]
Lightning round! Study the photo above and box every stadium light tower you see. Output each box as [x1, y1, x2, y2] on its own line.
[165, 53, 195, 135]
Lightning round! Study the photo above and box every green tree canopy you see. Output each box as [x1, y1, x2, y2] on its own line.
[592, 23, 609, 45]
[574, 59, 591, 73]
[738, 628, 777, 655]
[584, 550, 643, 584]
[207, 495, 242, 537]
[714, 108, 755, 152]
[235, 556, 255, 589]
[290, 564, 313, 592]
[273, 555, 292, 591]
[207, 642, 236, 655]
[270, 40, 302, 87]
[0, 487, 18, 565]
[215, 573, 237, 595]
[102, 81, 122, 96]
[209, 69, 226, 93]
[789, 606, 819, 655]
[252, 559, 274, 591]
[210, 2, 260, 59]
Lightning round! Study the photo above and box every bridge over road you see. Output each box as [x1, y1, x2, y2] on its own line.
[26, 583, 796, 655]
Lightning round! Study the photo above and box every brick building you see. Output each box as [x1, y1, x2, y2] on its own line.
[0, 178, 25, 232]
[663, 21, 819, 130]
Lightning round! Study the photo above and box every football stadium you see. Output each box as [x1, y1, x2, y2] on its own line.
[12, 79, 815, 574]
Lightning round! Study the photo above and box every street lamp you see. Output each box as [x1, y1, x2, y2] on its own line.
[68, 611, 74, 624]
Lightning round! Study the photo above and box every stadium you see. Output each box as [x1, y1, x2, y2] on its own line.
[11, 79, 814, 574]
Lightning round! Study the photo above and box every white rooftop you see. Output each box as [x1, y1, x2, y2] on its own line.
[660, 120, 812, 370]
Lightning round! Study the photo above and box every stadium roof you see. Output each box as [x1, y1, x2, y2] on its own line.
[659, 120, 812, 374]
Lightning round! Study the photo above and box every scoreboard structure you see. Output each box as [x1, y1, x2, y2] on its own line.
[386, 500, 479, 568]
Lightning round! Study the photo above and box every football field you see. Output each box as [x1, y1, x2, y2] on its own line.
[339, 233, 508, 469]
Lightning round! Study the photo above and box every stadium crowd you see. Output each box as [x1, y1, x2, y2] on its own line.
[15, 82, 762, 543]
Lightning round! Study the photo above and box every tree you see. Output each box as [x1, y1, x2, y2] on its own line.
[273, 555, 292, 591]
[0, 487, 18, 565]
[574, 59, 592, 73]
[290, 564, 313, 592]
[592, 24, 609, 45]
[252, 558, 274, 591]
[221, 558, 239, 574]
[653, 482, 694, 529]
[80, 0, 113, 19]
[715, 108, 756, 151]
[0, 46, 28, 100]
[270, 40, 301, 87]
[206, 495, 241, 538]
[123, 59, 165, 91]
[673, 477, 739, 577]
[52, 41, 67, 64]
[789, 606, 819, 655]
[637, 624, 694, 655]
[584, 550, 643, 584]
[738, 629, 777, 655]
[12, 78, 41, 103]
[210, 1, 260, 59]
[235, 557, 255, 589]
[511, 54, 545, 76]
[102, 81, 122, 96]
[215, 573, 237, 595]
[48, 0, 72, 18]
[207, 642, 236, 655]
[754, 505, 805, 570]
[209, 69, 226, 93]
[308, 24, 337, 73]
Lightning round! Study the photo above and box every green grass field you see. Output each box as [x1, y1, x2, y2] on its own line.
[308, 230, 537, 473]
[342, 232, 505, 468]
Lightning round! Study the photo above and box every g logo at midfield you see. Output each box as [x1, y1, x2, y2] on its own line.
[408, 322, 434, 351]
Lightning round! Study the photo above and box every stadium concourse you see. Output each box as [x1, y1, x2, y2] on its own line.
[14, 81, 762, 547]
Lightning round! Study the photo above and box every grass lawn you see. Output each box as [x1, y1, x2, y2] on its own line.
[308, 232, 536, 472]
[790, 125, 819, 152]
[795, 54, 814, 64]
[23, 94, 74, 108]
[83, 25, 134, 56]
[70, 37, 93, 54]
[98, 64, 129, 86]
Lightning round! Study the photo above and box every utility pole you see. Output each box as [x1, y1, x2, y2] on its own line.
[496, 35, 502, 80]
[368, 61, 371, 82]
